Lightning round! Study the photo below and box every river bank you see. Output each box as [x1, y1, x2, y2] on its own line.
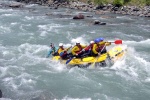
[7, 0, 149, 17]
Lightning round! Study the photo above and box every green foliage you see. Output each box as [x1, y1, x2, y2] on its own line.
[146, 0, 150, 5]
[93, 0, 107, 5]
[113, 0, 124, 7]
[124, 0, 131, 4]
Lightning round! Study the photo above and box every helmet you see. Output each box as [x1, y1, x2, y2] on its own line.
[98, 37, 104, 41]
[90, 41, 94, 44]
[50, 43, 54, 47]
[76, 40, 80, 43]
[94, 38, 100, 43]
[59, 43, 63, 46]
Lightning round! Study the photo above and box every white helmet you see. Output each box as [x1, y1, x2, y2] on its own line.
[90, 41, 94, 44]
[59, 43, 63, 46]
[76, 41, 80, 44]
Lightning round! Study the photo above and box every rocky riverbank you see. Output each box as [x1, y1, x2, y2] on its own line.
[49, 0, 150, 17]
[1, 0, 150, 17]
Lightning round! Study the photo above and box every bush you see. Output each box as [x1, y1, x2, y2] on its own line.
[124, 0, 131, 4]
[146, 0, 150, 5]
[113, 0, 124, 7]
[93, 0, 107, 5]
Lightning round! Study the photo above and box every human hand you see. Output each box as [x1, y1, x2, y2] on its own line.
[107, 42, 111, 45]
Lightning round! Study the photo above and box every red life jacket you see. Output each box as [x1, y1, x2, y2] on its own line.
[85, 44, 94, 51]
[99, 44, 105, 51]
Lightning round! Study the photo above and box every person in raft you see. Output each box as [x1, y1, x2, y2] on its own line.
[71, 41, 86, 58]
[46, 43, 58, 58]
[98, 37, 111, 54]
[77, 40, 95, 57]
[57, 43, 72, 60]
[91, 38, 111, 57]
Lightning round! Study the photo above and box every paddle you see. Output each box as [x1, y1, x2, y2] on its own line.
[66, 57, 75, 64]
[59, 46, 72, 56]
[91, 44, 106, 68]
[110, 39, 122, 44]
[66, 46, 89, 65]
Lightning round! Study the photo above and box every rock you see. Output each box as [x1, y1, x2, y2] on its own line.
[93, 20, 106, 25]
[94, 20, 100, 24]
[86, 15, 93, 17]
[9, 3, 23, 8]
[73, 14, 84, 19]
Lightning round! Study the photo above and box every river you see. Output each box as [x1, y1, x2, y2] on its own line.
[0, 0, 150, 100]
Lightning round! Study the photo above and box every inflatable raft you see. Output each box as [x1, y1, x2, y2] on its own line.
[52, 45, 127, 68]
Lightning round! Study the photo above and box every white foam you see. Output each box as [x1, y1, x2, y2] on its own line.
[125, 39, 150, 46]
[71, 36, 88, 45]
[0, 26, 11, 33]
[24, 16, 34, 20]
[0, 67, 8, 78]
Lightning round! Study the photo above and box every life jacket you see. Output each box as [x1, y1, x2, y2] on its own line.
[91, 43, 100, 54]
[58, 47, 67, 57]
[51, 46, 56, 53]
[99, 44, 106, 52]
[72, 45, 82, 53]
[84, 44, 93, 51]
[77, 45, 82, 52]
[51, 46, 59, 56]
[93, 43, 99, 51]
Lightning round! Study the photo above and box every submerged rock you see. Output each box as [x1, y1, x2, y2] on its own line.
[93, 20, 106, 25]
[73, 14, 84, 19]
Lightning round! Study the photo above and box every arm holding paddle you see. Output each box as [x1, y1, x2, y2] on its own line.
[59, 46, 72, 56]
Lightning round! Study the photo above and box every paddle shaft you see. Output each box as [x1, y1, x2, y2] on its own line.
[92, 43, 107, 67]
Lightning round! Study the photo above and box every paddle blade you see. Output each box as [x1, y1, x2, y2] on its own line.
[114, 40, 122, 44]
[66, 57, 73, 64]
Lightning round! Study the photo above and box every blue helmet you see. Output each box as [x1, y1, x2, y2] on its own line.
[98, 37, 104, 41]
[94, 38, 100, 43]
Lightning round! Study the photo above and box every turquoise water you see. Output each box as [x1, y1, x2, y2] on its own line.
[0, 0, 150, 100]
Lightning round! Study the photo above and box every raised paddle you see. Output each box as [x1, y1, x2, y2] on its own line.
[110, 39, 122, 44]
[91, 44, 106, 68]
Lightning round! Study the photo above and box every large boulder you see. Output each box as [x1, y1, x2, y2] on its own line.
[9, 3, 23, 8]
[73, 14, 84, 19]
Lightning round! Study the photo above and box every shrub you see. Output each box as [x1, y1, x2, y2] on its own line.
[93, 0, 107, 5]
[146, 0, 150, 5]
[124, 0, 131, 4]
[113, 0, 124, 7]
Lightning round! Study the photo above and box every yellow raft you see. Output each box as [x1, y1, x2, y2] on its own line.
[52, 46, 127, 67]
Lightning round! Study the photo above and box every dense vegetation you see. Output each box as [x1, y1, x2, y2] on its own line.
[16, 0, 150, 6]
[94, 0, 150, 6]
[81, 0, 150, 6]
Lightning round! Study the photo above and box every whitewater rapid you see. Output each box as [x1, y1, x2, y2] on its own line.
[0, 1, 150, 100]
